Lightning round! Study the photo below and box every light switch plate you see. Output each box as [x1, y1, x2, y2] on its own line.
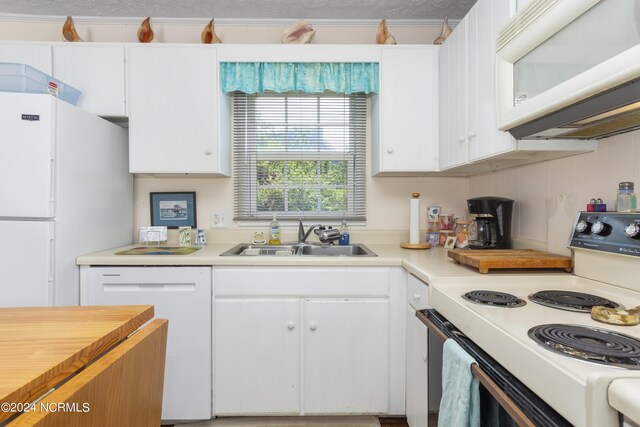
[210, 210, 228, 228]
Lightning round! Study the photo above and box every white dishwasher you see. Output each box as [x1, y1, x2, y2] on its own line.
[81, 266, 212, 422]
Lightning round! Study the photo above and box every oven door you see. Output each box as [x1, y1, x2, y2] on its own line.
[417, 309, 572, 427]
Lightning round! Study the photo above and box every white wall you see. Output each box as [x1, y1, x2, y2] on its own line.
[469, 131, 640, 254]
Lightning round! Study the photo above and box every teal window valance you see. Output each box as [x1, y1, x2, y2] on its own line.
[220, 62, 379, 94]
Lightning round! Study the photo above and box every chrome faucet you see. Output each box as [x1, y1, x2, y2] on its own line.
[298, 220, 323, 243]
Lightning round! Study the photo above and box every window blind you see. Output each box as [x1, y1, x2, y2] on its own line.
[233, 91, 367, 221]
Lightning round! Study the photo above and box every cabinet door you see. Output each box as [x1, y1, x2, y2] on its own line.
[214, 299, 301, 415]
[84, 267, 212, 421]
[0, 42, 52, 74]
[411, 310, 430, 427]
[127, 45, 228, 175]
[406, 306, 417, 427]
[53, 45, 126, 116]
[468, 0, 515, 161]
[303, 299, 389, 414]
[373, 46, 439, 174]
[439, 19, 469, 170]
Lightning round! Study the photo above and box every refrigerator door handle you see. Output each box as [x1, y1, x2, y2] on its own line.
[49, 158, 55, 209]
[48, 237, 54, 282]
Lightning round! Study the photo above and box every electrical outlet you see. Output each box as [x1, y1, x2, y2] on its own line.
[210, 210, 228, 228]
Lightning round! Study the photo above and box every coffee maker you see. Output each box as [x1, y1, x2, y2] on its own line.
[467, 196, 514, 249]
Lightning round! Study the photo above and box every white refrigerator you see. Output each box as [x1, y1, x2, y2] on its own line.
[0, 92, 132, 307]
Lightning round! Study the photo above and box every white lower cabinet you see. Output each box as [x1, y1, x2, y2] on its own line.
[80, 266, 212, 421]
[405, 274, 430, 427]
[214, 299, 301, 414]
[213, 267, 405, 416]
[303, 299, 389, 414]
[406, 308, 430, 427]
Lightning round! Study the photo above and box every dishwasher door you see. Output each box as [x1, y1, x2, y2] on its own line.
[84, 266, 212, 422]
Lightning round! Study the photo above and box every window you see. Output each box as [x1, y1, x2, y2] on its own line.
[233, 92, 367, 221]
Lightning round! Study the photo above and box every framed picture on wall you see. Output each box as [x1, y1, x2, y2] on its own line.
[150, 192, 197, 229]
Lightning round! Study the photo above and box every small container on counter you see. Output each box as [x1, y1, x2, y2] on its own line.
[426, 231, 440, 247]
[339, 219, 350, 246]
[617, 182, 637, 212]
[427, 205, 441, 222]
[454, 221, 470, 249]
[587, 198, 607, 212]
[438, 213, 455, 231]
[439, 230, 454, 246]
[195, 229, 207, 246]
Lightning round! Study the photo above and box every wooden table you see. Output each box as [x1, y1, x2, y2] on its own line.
[0, 305, 167, 426]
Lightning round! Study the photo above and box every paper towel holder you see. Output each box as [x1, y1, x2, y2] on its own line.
[401, 192, 431, 250]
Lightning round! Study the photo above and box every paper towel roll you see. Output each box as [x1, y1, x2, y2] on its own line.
[409, 194, 420, 244]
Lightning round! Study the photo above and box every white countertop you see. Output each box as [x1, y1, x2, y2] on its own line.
[76, 242, 569, 283]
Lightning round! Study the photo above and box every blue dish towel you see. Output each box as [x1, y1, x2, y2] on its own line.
[438, 339, 480, 427]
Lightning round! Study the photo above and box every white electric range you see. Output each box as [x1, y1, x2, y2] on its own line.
[427, 212, 640, 427]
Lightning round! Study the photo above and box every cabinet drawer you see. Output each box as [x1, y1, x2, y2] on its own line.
[214, 267, 389, 297]
[407, 273, 429, 310]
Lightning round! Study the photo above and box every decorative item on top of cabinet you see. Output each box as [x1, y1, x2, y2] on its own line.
[137, 17, 154, 43]
[282, 21, 316, 44]
[433, 16, 452, 44]
[62, 16, 84, 42]
[201, 18, 222, 44]
[376, 19, 397, 44]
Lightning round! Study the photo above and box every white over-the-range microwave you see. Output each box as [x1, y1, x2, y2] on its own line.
[496, 0, 640, 140]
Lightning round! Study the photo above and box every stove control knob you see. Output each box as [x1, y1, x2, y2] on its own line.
[575, 220, 591, 234]
[625, 223, 640, 238]
[591, 220, 610, 235]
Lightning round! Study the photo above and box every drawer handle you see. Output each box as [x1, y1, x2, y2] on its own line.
[309, 322, 317, 331]
[386, 147, 394, 154]
[287, 321, 295, 330]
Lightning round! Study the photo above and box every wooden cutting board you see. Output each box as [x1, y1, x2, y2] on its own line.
[448, 249, 572, 274]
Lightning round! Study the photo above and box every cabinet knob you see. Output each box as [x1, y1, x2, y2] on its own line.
[386, 147, 394, 154]
[468, 132, 476, 138]
[457, 137, 465, 143]
[205, 148, 213, 155]
[422, 354, 428, 363]
[287, 321, 295, 330]
[309, 322, 317, 331]
[413, 293, 421, 301]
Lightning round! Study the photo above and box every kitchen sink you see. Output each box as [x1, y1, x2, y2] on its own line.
[220, 243, 377, 257]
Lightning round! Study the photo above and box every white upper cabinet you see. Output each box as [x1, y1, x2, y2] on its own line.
[439, 18, 469, 170]
[372, 45, 439, 175]
[467, 0, 515, 161]
[0, 42, 52, 74]
[438, 0, 595, 174]
[127, 44, 230, 175]
[53, 44, 126, 117]
[440, 0, 515, 170]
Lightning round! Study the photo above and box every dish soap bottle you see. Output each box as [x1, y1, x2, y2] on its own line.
[339, 219, 350, 246]
[269, 215, 281, 245]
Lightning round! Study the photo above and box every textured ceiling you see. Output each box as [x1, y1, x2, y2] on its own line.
[0, 0, 476, 19]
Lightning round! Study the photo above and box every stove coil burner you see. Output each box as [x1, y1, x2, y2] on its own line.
[528, 290, 620, 312]
[528, 324, 640, 369]
[462, 290, 526, 308]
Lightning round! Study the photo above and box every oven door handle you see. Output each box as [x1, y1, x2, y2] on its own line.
[417, 309, 538, 427]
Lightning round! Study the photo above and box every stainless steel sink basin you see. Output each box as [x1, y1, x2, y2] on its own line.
[298, 244, 372, 256]
[220, 243, 377, 257]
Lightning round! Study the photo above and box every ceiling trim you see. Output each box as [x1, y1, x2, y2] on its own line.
[0, 13, 459, 27]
